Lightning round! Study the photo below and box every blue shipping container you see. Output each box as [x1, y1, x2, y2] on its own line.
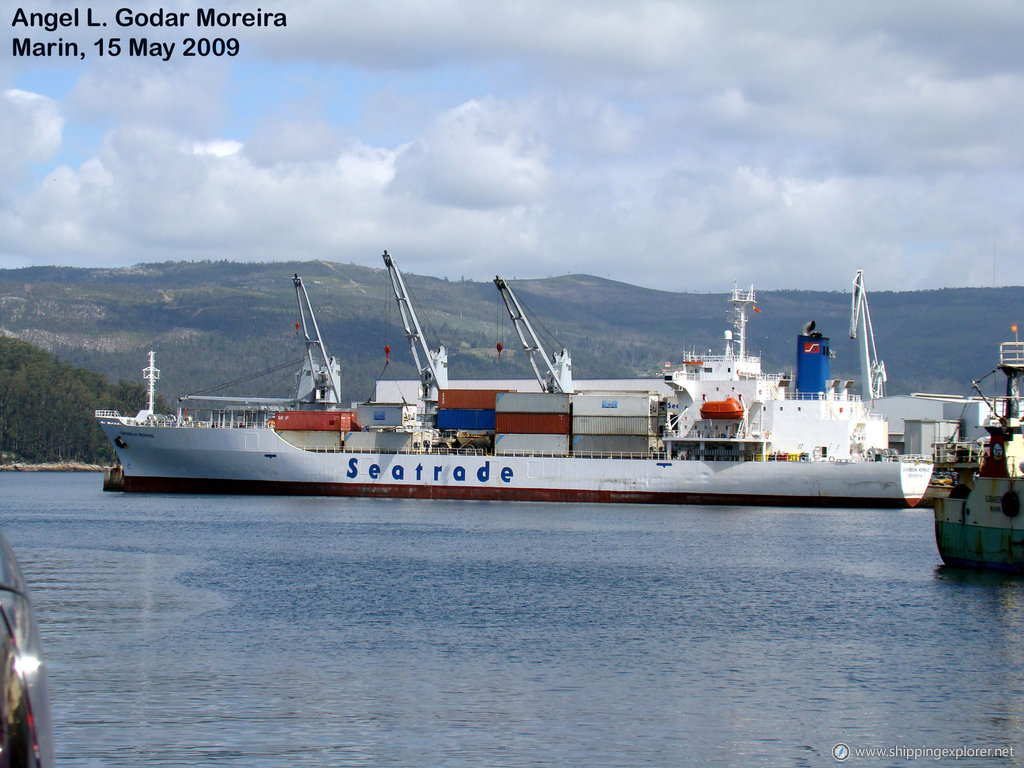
[436, 409, 496, 431]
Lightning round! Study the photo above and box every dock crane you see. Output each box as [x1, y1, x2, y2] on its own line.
[293, 274, 343, 405]
[382, 251, 448, 407]
[849, 269, 887, 401]
[494, 276, 573, 394]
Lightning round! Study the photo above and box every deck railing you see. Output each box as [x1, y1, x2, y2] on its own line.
[1001, 341, 1024, 367]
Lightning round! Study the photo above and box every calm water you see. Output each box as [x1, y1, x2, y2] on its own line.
[2, 473, 1023, 767]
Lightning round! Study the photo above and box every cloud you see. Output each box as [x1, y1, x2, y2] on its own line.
[0, 89, 64, 190]
[67, 60, 230, 133]
[389, 98, 549, 208]
[3, 0, 1024, 291]
[263, 0, 702, 73]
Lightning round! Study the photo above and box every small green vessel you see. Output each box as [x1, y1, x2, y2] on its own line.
[934, 341, 1023, 572]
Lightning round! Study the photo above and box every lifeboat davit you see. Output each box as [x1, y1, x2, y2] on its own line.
[700, 397, 744, 420]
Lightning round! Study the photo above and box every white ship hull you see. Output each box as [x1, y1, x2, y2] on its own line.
[98, 418, 932, 507]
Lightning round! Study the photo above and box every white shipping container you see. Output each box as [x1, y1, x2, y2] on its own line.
[571, 434, 652, 455]
[494, 433, 570, 455]
[355, 403, 414, 428]
[571, 393, 657, 417]
[495, 392, 571, 414]
[571, 415, 657, 436]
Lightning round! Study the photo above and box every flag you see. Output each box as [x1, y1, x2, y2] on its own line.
[753, 306, 761, 313]
[1013, 324, 1019, 334]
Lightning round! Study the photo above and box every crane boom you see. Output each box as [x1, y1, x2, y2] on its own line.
[849, 269, 887, 400]
[494, 276, 573, 393]
[293, 275, 343, 405]
[382, 251, 448, 403]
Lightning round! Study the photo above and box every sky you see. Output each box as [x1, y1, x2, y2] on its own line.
[3, 1, 1024, 292]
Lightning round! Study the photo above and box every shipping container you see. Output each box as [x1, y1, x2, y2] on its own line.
[343, 431, 413, 453]
[275, 430, 343, 451]
[571, 434, 652, 455]
[572, 393, 657, 417]
[436, 409, 496, 431]
[274, 410, 358, 432]
[494, 433, 570, 455]
[571, 415, 657, 436]
[355, 403, 413, 428]
[495, 412, 571, 435]
[495, 392, 571, 414]
[438, 389, 509, 410]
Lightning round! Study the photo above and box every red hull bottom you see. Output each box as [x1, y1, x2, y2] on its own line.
[121, 475, 914, 509]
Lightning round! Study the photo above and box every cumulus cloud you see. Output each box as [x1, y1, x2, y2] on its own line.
[389, 98, 549, 208]
[3, 0, 1024, 290]
[0, 89, 63, 190]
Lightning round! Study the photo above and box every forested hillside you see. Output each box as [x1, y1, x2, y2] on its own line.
[1, 260, 1022, 411]
[0, 337, 159, 464]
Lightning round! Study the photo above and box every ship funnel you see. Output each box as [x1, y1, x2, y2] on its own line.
[796, 329, 830, 395]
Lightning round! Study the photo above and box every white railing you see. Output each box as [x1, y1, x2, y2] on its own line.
[1001, 341, 1024, 366]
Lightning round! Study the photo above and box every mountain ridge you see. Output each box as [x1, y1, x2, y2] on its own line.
[1, 260, 1021, 406]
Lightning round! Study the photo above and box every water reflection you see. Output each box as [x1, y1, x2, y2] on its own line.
[2, 474, 1024, 768]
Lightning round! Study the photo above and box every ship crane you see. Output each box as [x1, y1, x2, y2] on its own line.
[494, 276, 573, 394]
[849, 269, 887, 400]
[382, 251, 448, 406]
[293, 274, 343, 405]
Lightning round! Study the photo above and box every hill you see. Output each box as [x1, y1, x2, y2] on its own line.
[1, 260, 1022, 409]
[0, 337, 161, 464]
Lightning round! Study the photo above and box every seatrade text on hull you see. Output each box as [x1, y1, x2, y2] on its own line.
[96, 264, 933, 508]
[344, 457, 516, 486]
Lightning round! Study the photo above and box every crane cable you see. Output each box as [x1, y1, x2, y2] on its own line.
[186, 356, 305, 397]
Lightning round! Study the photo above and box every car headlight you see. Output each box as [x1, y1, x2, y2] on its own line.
[0, 534, 54, 768]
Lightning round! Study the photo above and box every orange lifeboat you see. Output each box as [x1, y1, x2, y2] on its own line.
[699, 397, 744, 420]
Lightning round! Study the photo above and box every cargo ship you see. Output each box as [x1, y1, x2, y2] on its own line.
[933, 340, 1024, 570]
[96, 258, 932, 507]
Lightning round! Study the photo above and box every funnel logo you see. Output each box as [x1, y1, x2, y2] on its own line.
[803, 342, 821, 354]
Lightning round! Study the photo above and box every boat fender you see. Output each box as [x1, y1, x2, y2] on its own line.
[949, 483, 971, 500]
[1001, 490, 1020, 518]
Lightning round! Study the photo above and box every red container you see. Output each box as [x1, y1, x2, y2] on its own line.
[438, 389, 509, 410]
[274, 410, 358, 432]
[495, 412, 571, 435]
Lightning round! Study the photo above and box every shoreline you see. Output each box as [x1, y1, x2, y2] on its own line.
[1, 462, 107, 472]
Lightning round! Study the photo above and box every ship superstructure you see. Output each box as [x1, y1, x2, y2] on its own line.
[663, 285, 888, 464]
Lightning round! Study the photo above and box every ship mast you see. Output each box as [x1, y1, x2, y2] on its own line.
[729, 284, 757, 360]
[142, 350, 159, 417]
